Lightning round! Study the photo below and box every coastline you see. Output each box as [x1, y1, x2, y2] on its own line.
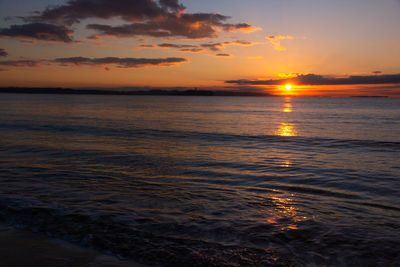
[0, 224, 146, 267]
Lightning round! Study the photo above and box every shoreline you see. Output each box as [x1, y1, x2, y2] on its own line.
[0, 223, 146, 267]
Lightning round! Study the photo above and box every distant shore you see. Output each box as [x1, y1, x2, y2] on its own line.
[0, 87, 391, 98]
[0, 87, 273, 97]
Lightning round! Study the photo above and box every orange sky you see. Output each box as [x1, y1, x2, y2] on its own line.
[1, 0, 400, 96]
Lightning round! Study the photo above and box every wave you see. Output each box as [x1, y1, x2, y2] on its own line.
[1, 121, 400, 152]
[0, 198, 292, 267]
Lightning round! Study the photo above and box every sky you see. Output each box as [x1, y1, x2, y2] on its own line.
[0, 0, 400, 96]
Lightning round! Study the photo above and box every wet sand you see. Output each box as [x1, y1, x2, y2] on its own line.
[0, 224, 146, 267]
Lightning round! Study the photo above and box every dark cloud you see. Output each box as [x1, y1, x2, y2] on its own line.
[53, 56, 187, 68]
[0, 48, 8, 57]
[159, 0, 185, 11]
[154, 40, 255, 53]
[225, 73, 400, 86]
[158, 43, 204, 52]
[0, 23, 74, 43]
[137, 44, 156, 48]
[158, 43, 197, 49]
[158, 43, 204, 53]
[87, 15, 252, 39]
[137, 40, 255, 53]
[28, 0, 254, 39]
[32, 0, 184, 25]
[215, 53, 231, 57]
[0, 56, 187, 69]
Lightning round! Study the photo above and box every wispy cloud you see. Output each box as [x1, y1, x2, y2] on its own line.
[158, 43, 198, 49]
[158, 43, 204, 52]
[266, 35, 294, 51]
[0, 48, 8, 57]
[201, 40, 256, 51]
[0, 60, 41, 67]
[215, 53, 231, 57]
[0, 23, 74, 43]
[0, 56, 187, 70]
[53, 56, 187, 68]
[225, 73, 400, 86]
[140, 40, 257, 53]
[178, 48, 204, 53]
[136, 44, 156, 49]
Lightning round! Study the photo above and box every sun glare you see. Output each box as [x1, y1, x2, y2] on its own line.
[285, 84, 292, 91]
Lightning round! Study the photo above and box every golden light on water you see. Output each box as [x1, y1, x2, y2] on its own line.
[267, 195, 309, 230]
[283, 103, 292, 112]
[280, 160, 292, 168]
[276, 123, 297, 137]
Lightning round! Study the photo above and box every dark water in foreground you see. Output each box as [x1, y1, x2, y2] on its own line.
[0, 94, 399, 266]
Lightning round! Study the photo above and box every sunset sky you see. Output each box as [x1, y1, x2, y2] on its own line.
[1, 0, 400, 96]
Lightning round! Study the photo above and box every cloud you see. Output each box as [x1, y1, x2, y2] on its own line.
[153, 40, 256, 53]
[201, 40, 255, 51]
[0, 56, 187, 69]
[87, 16, 253, 39]
[53, 56, 187, 68]
[137, 44, 156, 49]
[0, 23, 74, 43]
[266, 35, 294, 51]
[178, 48, 204, 53]
[158, 43, 197, 49]
[0, 60, 41, 67]
[28, 0, 255, 39]
[215, 53, 231, 57]
[139, 40, 256, 53]
[158, 43, 204, 52]
[0, 48, 8, 57]
[31, 0, 185, 25]
[225, 73, 400, 86]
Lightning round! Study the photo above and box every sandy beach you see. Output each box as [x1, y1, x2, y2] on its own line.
[0, 224, 145, 267]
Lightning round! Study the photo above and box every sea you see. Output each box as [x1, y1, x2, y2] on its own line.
[0, 93, 399, 266]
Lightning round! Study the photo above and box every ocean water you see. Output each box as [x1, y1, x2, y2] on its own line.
[0, 94, 399, 266]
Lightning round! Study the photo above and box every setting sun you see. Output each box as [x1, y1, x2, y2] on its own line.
[285, 84, 293, 91]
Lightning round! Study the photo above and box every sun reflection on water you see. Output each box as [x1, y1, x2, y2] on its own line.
[276, 123, 298, 136]
[280, 160, 292, 168]
[267, 196, 303, 230]
[283, 103, 292, 113]
[276, 98, 298, 136]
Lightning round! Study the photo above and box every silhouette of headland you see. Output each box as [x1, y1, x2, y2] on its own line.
[0, 87, 272, 97]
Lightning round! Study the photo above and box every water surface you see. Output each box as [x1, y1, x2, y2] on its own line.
[0, 94, 399, 266]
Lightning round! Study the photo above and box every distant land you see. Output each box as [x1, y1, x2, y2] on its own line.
[350, 95, 389, 98]
[0, 87, 391, 97]
[0, 87, 272, 97]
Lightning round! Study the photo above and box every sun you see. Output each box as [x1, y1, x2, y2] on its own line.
[285, 84, 292, 91]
